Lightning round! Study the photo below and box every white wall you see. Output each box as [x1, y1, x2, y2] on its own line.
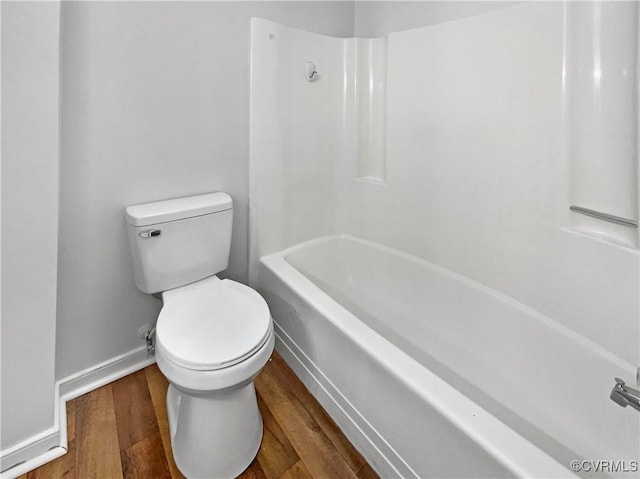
[354, 1, 520, 37]
[56, 1, 354, 381]
[1, 0, 60, 453]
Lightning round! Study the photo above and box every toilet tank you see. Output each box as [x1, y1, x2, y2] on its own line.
[125, 192, 233, 294]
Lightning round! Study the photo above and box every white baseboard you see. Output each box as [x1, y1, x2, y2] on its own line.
[3, 329, 404, 478]
[0, 346, 156, 479]
[0, 433, 64, 479]
[273, 323, 409, 479]
[57, 345, 156, 403]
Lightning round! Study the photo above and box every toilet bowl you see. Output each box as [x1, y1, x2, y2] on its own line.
[155, 277, 274, 478]
[125, 192, 274, 478]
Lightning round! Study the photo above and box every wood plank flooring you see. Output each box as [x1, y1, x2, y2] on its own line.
[19, 352, 379, 479]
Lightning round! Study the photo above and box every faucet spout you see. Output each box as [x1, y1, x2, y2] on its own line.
[610, 378, 640, 413]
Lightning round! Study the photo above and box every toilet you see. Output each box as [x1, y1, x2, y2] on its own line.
[125, 192, 274, 479]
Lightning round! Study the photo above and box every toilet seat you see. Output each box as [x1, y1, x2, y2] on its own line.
[156, 276, 272, 371]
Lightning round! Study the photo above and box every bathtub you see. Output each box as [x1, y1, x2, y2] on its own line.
[256, 235, 638, 478]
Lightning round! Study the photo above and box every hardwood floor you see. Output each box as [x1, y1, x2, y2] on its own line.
[19, 352, 379, 479]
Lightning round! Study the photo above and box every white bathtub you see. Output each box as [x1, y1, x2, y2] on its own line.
[256, 235, 638, 478]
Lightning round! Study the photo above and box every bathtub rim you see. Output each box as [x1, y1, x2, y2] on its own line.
[259, 234, 580, 479]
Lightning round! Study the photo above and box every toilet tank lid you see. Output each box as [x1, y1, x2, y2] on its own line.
[125, 192, 232, 227]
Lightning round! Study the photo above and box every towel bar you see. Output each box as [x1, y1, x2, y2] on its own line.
[570, 205, 638, 228]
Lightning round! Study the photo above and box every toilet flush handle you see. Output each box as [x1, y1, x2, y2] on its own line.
[139, 229, 161, 238]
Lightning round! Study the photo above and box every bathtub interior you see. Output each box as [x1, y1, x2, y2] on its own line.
[249, 2, 640, 478]
[282, 235, 638, 471]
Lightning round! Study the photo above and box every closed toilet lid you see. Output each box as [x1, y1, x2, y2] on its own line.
[156, 276, 272, 371]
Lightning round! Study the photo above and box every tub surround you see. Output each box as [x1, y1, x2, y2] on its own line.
[250, 5, 639, 372]
[250, 4, 639, 478]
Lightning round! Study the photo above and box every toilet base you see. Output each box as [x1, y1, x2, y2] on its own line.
[166, 382, 263, 479]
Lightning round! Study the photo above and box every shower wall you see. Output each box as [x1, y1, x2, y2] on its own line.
[338, 2, 639, 368]
[249, 21, 391, 266]
[565, 2, 639, 247]
[249, 19, 347, 281]
[251, 1, 639, 371]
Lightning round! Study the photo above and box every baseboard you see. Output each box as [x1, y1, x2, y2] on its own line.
[0, 346, 156, 479]
[3, 329, 406, 478]
[0, 433, 64, 479]
[57, 345, 156, 402]
[273, 322, 413, 479]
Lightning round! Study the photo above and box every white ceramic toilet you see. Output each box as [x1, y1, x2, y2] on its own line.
[125, 192, 274, 479]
